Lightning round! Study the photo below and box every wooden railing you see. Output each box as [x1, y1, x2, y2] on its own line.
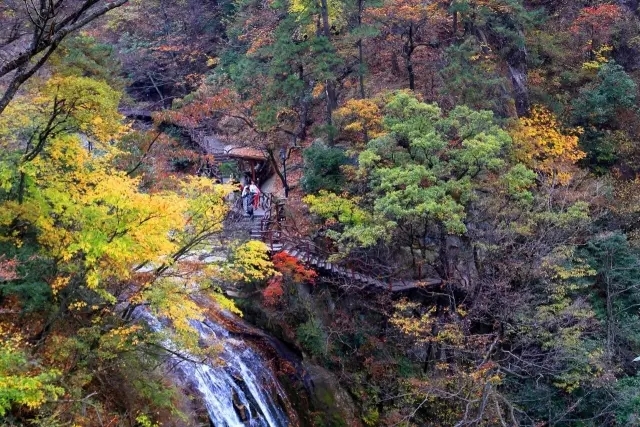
[249, 195, 442, 291]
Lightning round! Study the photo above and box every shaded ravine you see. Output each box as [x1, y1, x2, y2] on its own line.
[137, 309, 293, 427]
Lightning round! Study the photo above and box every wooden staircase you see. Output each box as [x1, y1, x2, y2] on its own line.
[250, 196, 441, 292]
[279, 243, 440, 291]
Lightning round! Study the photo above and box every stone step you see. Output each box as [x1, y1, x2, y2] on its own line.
[300, 253, 312, 263]
[241, 214, 265, 219]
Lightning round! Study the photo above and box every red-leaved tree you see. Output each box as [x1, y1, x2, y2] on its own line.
[0, 255, 18, 281]
[262, 252, 317, 307]
[570, 5, 622, 58]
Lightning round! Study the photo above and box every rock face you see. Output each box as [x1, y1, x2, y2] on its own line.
[475, 26, 530, 117]
[232, 389, 250, 421]
[200, 302, 369, 427]
[303, 363, 363, 427]
[219, 311, 364, 427]
[507, 55, 530, 117]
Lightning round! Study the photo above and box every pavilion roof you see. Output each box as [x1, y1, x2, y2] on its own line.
[224, 145, 266, 160]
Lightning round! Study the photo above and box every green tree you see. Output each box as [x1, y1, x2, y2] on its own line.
[53, 35, 128, 92]
[571, 62, 637, 169]
[218, 0, 342, 137]
[578, 233, 640, 363]
[443, 0, 541, 116]
[307, 91, 514, 278]
[440, 38, 510, 115]
[301, 142, 348, 193]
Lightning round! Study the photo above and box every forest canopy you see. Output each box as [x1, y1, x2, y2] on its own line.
[3, 0, 640, 426]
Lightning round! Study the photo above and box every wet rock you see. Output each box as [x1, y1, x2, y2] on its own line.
[232, 389, 250, 421]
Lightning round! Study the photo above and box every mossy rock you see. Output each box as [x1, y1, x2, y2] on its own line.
[304, 363, 362, 427]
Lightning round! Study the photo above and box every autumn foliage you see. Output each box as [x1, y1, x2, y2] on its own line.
[262, 252, 317, 306]
[510, 105, 585, 185]
[0, 256, 18, 281]
[7, 0, 640, 424]
[273, 252, 318, 284]
[334, 98, 385, 144]
[570, 5, 623, 53]
[0, 63, 251, 422]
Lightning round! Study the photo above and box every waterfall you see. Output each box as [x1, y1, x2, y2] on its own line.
[137, 310, 291, 427]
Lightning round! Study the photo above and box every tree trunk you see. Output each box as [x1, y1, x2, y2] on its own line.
[17, 172, 26, 204]
[506, 53, 530, 117]
[266, 148, 290, 197]
[319, 0, 337, 143]
[437, 225, 451, 280]
[0, 0, 129, 116]
[404, 25, 416, 91]
[358, 41, 366, 99]
[407, 58, 415, 91]
[357, 0, 366, 99]
[605, 254, 614, 362]
[453, 10, 458, 36]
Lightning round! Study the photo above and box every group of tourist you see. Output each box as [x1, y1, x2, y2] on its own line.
[235, 179, 259, 219]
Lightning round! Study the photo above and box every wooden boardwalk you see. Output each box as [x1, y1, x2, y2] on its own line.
[115, 116, 441, 292]
[246, 210, 441, 292]
[280, 244, 441, 291]
[204, 143, 443, 292]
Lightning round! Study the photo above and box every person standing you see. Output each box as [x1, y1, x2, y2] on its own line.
[249, 181, 260, 210]
[242, 184, 250, 213]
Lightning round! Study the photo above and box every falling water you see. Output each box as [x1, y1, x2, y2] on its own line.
[137, 310, 291, 427]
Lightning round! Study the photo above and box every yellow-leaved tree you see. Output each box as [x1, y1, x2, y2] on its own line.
[0, 72, 275, 421]
[334, 98, 386, 145]
[0, 327, 64, 417]
[510, 105, 585, 185]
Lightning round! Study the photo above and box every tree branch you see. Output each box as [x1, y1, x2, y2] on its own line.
[0, 0, 128, 115]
